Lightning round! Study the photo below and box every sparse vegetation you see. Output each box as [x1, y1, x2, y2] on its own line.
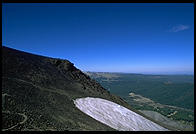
[87, 72, 194, 130]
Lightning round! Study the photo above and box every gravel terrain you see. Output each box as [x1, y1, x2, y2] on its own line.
[139, 110, 193, 131]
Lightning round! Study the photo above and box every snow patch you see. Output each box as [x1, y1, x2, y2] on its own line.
[74, 97, 169, 131]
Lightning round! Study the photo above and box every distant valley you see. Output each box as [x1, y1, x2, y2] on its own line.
[85, 71, 194, 130]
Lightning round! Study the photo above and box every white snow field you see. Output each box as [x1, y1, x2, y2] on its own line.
[74, 97, 169, 131]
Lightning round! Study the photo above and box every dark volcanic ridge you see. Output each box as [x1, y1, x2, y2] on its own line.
[2, 46, 172, 131]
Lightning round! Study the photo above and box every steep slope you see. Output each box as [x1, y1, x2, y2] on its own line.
[2, 46, 169, 131]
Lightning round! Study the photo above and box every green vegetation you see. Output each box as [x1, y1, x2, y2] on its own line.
[92, 73, 194, 110]
[88, 72, 194, 129]
[172, 110, 194, 122]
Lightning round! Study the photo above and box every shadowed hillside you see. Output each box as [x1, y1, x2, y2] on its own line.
[2, 46, 178, 131]
[0, 46, 152, 131]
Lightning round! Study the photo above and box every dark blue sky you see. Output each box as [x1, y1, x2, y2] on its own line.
[2, 3, 194, 74]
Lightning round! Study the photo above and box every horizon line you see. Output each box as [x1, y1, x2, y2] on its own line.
[82, 71, 194, 75]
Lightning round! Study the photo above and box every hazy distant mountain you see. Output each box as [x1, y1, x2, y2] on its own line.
[2, 46, 177, 131]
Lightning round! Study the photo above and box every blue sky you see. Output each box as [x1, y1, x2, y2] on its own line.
[2, 3, 194, 74]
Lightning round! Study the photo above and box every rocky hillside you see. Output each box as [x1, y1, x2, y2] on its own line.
[2, 46, 171, 131]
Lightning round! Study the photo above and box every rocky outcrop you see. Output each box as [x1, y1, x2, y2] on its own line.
[2, 46, 129, 131]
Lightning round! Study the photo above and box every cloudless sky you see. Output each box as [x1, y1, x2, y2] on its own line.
[2, 3, 194, 74]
